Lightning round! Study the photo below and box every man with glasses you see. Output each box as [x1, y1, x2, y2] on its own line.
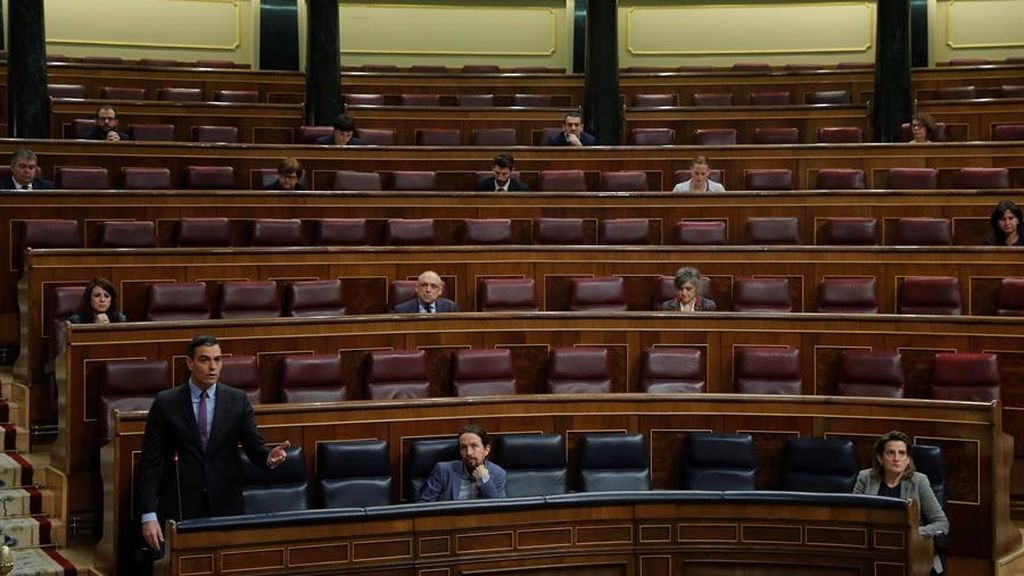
[85, 105, 129, 141]
[393, 270, 459, 313]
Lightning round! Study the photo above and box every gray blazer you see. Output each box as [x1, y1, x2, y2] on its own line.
[853, 469, 949, 537]
[417, 460, 507, 502]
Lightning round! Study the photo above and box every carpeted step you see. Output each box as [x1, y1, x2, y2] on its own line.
[0, 487, 42, 518]
[0, 515, 53, 547]
[5, 546, 76, 575]
[0, 425, 28, 452]
[0, 453, 33, 487]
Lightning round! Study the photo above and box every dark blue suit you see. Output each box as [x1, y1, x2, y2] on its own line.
[0, 175, 54, 190]
[393, 297, 458, 313]
[314, 135, 363, 145]
[417, 460, 507, 502]
[546, 131, 598, 146]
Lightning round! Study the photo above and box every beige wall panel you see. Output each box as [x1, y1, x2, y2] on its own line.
[619, 1, 876, 67]
[44, 0, 255, 64]
[338, 1, 568, 68]
[933, 0, 1024, 62]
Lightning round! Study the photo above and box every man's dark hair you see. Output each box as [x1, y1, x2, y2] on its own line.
[493, 154, 515, 169]
[562, 110, 583, 123]
[333, 114, 356, 132]
[458, 423, 491, 447]
[187, 335, 220, 359]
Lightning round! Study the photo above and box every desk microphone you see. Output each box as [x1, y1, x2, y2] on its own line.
[173, 451, 183, 521]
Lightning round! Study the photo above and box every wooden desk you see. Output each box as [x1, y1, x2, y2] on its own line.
[96, 391, 1016, 575]
[918, 98, 1024, 142]
[151, 493, 933, 576]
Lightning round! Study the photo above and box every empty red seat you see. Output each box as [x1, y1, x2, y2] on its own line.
[400, 94, 440, 106]
[69, 118, 94, 139]
[385, 219, 435, 245]
[694, 129, 737, 145]
[408, 65, 447, 73]
[629, 128, 675, 145]
[807, 90, 851, 104]
[146, 282, 211, 321]
[414, 128, 460, 146]
[539, 170, 587, 192]
[333, 171, 382, 191]
[461, 64, 500, 73]
[815, 168, 865, 189]
[219, 356, 262, 406]
[177, 217, 231, 247]
[600, 171, 648, 191]
[56, 167, 109, 189]
[365, 350, 431, 400]
[251, 218, 303, 246]
[838, 61, 873, 69]
[121, 167, 171, 189]
[298, 126, 332, 144]
[785, 63, 823, 71]
[734, 347, 801, 394]
[192, 126, 239, 143]
[139, 58, 178, 67]
[816, 127, 863, 143]
[745, 217, 799, 244]
[897, 277, 961, 315]
[996, 278, 1024, 316]
[992, 124, 1024, 141]
[894, 218, 952, 246]
[129, 124, 177, 142]
[100, 86, 145, 100]
[535, 218, 586, 244]
[753, 127, 799, 144]
[48, 84, 86, 98]
[461, 219, 513, 245]
[547, 347, 612, 393]
[676, 65, 714, 72]
[17, 219, 81, 250]
[631, 94, 677, 107]
[886, 168, 938, 189]
[195, 59, 236, 68]
[355, 128, 396, 145]
[478, 278, 538, 312]
[280, 355, 347, 403]
[83, 56, 125, 65]
[344, 93, 385, 105]
[749, 91, 791, 105]
[451, 349, 517, 397]
[315, 219, 367, 245]
[640, 347, 705, 394]
[948, 58, 990, 66]
[599, 219, 651, 245]
[96, 220, 156, 248]
[816, 278, 878, 313]
[536, 127, 564, 145]
[389, 281, 417, 310]
[390, 171, 437, 191]
[744, 169, 793, 190]
[732, 62, 771, 72]
[456, 94, 494, 107]
[692, 93, 734, 107]
[360, 64, 399, 72]
[185, 166, 235, 189]
[569, 277, 627, 311]
[157, 87, 203, 101]
[214, 90, 259, 103]
[471, 128, 517, 146]
[835, 351, 904, 398]
[674, 220, 727, 245]
[931, 353, 1000, 401]
[956, 168, 1010, 189]
[1000, 85, 1024, 98]
[217, 280, 280, 319]
[98, 359, 169, 440]
[732, 277, 793, 312]
[512, 94, 553, 107]
[934, 86, 976, 100]
[46, 285, 86, 365]
[819, 218, 877, 245]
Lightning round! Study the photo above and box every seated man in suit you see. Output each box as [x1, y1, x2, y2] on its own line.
[265, 157, 306, 191]
[393, 270, 459, 313]
[85, 105, 129, 141]
[315, 114, 362, 145]
[418, 424, 507, 502]
[476, 153, 528, 192]
[546, 111, 597, 147]
[1, 148, 54, 190]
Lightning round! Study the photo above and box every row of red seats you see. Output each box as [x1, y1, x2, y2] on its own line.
[46, 55, 247, 68]
[13, 215, 991, 249]
[47, 273, 1024, 322]
[94, 347, 1002, 434]
[47, 84, 255, 102]
[26, 164, 1017, 191]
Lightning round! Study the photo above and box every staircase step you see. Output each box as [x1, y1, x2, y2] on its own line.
[0, 452, 34, 487]
[0, 515, 53, 547]
[0, 487, 43, 517]
[6, 546, 77, 575]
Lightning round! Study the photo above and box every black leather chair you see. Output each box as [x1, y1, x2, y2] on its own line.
[781, 438, 858, 493]
[239, 446, 310, 513]
[681, 433, 757, 491]
[577, 434, 650, 492]
[405, 438, 459, 502]
[317, 439, 392, 508]
[493, 434, 567, 497]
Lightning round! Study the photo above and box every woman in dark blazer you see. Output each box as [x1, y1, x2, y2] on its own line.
[68, 277, 126, 324]
[660, 266, 716, 312]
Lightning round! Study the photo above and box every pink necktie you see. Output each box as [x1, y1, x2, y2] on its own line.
[198, 391, 209, 449]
